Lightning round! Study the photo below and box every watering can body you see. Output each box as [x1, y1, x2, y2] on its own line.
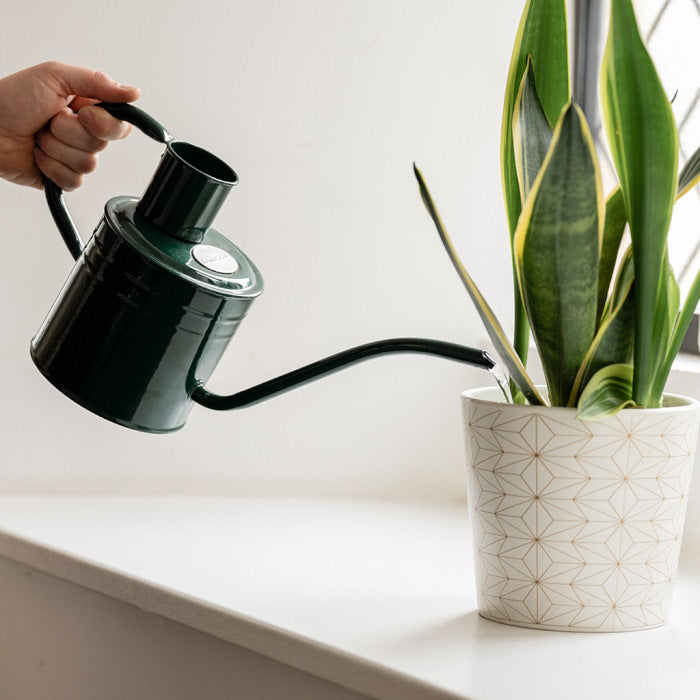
[32, 197, 262, 432]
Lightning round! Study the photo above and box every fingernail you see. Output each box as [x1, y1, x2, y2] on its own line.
[78, 108, 93, 125]
[117, 83, 138, 91]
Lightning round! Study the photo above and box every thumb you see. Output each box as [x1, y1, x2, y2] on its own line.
[48, 62, 140, 103]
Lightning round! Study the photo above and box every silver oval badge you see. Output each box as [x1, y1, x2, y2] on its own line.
[192, 244, 239, 274]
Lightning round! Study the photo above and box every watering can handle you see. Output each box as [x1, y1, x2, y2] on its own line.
[42, 102, 173, 260]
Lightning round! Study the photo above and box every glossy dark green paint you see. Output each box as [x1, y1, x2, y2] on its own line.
[32, 198, 263, 432]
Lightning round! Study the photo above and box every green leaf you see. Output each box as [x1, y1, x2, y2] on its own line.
[600, 0, 679, 407]
[653, 267, 700, 397]
[512, 56, 553, 202]
[678, 145, 700, 197]
[501, 0, 570, 364]
[596, 155, 698, 328]
[604, 245, 635, 317]
[413, 164, 545, 406]
[647, 252, 680, 407]
[514, 103, 603, 406]
[597, 188, 627, 324]
[570, 246, 634, 404]
[577, 364, 635, 420]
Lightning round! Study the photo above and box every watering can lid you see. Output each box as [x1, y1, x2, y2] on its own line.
[106, 196, 264, 299]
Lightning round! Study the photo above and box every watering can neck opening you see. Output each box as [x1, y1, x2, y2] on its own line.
[166, 140, 238, 185]
[136, 140, 238, 243]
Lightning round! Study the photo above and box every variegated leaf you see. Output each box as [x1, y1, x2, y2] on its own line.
[414, 164, 544, 406]
[514, 103, 603, 406]
[577, 363, 635, 420]
[601, 0, 679, 406]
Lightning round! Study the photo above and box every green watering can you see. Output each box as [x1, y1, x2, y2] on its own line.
[33, 103, 494, 433]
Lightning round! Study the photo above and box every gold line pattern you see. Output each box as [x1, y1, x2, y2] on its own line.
[463, 399, 699, 632]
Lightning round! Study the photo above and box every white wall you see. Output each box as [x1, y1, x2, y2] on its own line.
[1, 0, 527, 498]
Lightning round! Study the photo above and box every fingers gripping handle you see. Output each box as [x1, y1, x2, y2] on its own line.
[43, 102, 173, 260]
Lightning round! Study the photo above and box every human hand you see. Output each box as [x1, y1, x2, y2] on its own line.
[0, 62, 140, 191]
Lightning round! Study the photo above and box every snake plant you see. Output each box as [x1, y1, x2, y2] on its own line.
[415, 0, 700, 418]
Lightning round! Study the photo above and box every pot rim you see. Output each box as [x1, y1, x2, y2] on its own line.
[462, 385, 699, 414]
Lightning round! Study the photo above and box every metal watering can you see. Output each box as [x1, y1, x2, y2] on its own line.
[33, 103, 494, 433]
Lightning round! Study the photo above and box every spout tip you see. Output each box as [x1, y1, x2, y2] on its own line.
[482, 350, 497, 370]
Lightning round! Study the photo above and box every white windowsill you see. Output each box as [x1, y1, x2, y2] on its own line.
[0, 496, 699, 700]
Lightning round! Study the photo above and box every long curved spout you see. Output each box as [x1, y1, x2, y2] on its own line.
[191, 337, 495, 410]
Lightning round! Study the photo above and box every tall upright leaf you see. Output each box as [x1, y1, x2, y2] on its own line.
[602, 245, 636, 319]
[512, 57, 553, 202]
[501, 0, 570, 365]
[649, 252, 680, 402]
[571, 247, 635, 405]
[597, 148, 700, 326]
[414, 165, 545, 406]
[600, 0, 679, 406]
[597, 188, 627, 323]
[514, 103, 603, 406]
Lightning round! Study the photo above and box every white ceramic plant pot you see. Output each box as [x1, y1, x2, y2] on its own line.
[462, 386, 700, 632]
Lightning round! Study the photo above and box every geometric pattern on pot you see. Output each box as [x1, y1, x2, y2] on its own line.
[463, 390, 699, 632]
